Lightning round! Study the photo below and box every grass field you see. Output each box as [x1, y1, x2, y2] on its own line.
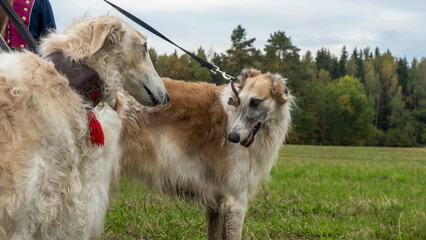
[102, 145, 425, 240]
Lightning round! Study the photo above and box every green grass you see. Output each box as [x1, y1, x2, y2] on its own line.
[103, 145, 425, 239]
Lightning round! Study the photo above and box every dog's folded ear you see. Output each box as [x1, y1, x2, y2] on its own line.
[89, 23, 111, 55]
[89, 20, 124, 56]
[270, 73, 292, 104]
[237, 68, 260, 84]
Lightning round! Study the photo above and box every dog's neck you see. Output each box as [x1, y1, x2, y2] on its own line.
[46, 52, 105, 107]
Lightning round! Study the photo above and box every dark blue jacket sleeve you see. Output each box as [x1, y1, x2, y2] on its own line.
[29, 0, 56, 39]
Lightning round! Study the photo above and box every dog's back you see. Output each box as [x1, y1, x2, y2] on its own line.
[119, 79, 231, 201]
[147, 78, 229, 162]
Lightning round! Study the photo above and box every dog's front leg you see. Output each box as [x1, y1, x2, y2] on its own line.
[207, 206, 223, 239]
[207, 197, 247, 240]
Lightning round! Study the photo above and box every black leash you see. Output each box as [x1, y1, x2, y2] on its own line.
[0, 0, 37, 52]
[103, 0, 236, 83]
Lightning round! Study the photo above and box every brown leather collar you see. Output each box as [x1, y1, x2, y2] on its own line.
[46, 52, 105, 107]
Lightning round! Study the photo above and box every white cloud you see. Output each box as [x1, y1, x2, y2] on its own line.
[49, 0, 426, 60]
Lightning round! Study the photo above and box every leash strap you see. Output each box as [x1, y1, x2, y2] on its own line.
[0, 35, 9, 52]
[103, 0, 235, 82]
[0, 0, 37, 51]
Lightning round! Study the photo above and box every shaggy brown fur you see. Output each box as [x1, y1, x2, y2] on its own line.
[119, 79, 230, 185]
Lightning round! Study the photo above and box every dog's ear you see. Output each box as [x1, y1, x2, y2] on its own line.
[88, 22, 113, 55]
[270, 73, 292, 104]
[237, 68, 260, 84]
[89, 20, 124, 56]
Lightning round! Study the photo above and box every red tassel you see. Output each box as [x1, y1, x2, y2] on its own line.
[87, 110, 104, 146]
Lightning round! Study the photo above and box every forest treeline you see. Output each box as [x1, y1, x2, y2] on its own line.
[148, 25, 426, 147]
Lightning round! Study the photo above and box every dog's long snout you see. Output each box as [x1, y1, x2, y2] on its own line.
[228, 132, 240, 143]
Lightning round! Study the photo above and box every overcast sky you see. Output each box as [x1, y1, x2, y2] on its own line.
[49, 0, 426, 61]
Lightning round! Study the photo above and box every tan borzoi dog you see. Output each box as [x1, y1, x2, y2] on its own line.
[117, 69, 293, 239]
[0, 15, 167, 239]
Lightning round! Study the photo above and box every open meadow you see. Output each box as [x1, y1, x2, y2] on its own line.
[103, 145, 425, 239]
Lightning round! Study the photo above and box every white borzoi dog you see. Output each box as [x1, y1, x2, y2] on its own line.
[116, 69, 294, 239]
[0, 15, 167, 239]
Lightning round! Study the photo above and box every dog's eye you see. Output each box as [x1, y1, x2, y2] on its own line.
[250, 98, 261, 107]
[142, 43, 148, 51]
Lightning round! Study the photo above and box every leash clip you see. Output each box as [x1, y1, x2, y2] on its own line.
[211, 65, 236, 82]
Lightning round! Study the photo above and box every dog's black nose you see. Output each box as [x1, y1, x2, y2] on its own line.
[228, 132, 240, 143]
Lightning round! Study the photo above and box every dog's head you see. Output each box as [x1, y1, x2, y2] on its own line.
[228, 69, 293, 147]
[39, 15, 168, 107]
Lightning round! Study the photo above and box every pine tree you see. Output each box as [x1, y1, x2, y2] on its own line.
[263, 31, 301, 92]
[189, 47, 212, 82]
[315, 47, 332, 72]
[396, 58, 410, 104]
[226, 25, 256, 76]
[264, 31, 298, 73]
[338, 46, 348, 77]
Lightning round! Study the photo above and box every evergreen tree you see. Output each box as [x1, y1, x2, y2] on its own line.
[189, 47, 212, 82]
[397, 58, 409, 93]
[330, 56, 339, 79]
[374, 47, 380, 58]
[226, 25, 256, 76]
[363, 47, 372, 60]
[291, 81, 328, 144]
[338, 45, 348, 77]
[412, 99, 426, 144]
[385, 94, 417, 146]
[263, 31, 301, 92]
[263, 31, 298, 73]
[356, 49, 364, 82]
[315, 47, 332, 72]
[408, 58, 426, 107]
